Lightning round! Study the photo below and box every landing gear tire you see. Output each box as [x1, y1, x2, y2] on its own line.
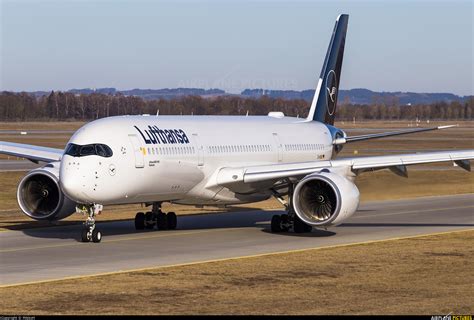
[293, 215, 312, 233]
[280, 214, 291, 232]
[167, 212, 177, 230]
[271, 215, 283, 233]
[145, 211, 155, 230]
[156, 211, 168, 230]
[135, 212, 145, 230]
[92, 229, 102, 243]
[81, 228, 90, 242]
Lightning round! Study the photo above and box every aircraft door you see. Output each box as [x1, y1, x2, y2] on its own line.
[272, 133, 283, 162]
[129, 134, 145, 168]
[192, 133, 204, 166]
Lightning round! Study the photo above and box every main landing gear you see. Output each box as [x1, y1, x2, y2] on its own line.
[270, 185, 313, 234]
[77, 204, 103, 243]
[134, 202, 177, 231]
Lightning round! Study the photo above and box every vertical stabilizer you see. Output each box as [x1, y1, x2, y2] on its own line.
[306, 14, 349, 124]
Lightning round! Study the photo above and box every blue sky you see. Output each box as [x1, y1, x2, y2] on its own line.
[1, 0, 472, 95]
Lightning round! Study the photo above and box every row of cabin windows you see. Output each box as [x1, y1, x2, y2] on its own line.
[145, 143, 324, 157]
[146, 146, 195, 156]
[285, 143, 324, 152]
[209, 144, 272, 154]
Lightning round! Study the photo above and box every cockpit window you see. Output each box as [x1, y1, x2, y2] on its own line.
[65, 143, 113, 158]
[80, 145, 96, 156]
[95, 144, 108, 157]
[65, 143, 80, 157]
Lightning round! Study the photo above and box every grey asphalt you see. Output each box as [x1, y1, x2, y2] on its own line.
[0, 194, 473, 286]
[0, 160, 42, 171]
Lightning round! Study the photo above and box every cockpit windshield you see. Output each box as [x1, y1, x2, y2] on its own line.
[65, 143, 113, 158]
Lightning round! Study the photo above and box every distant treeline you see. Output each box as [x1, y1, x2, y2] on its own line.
[0, 91, 472, 121]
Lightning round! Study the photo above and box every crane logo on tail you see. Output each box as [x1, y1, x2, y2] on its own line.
[325, 70, 338, 116]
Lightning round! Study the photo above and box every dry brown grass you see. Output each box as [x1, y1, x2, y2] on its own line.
[356, 170, 474, 201]
[0, 121, 85, 131]
[1, 230, 472, 315]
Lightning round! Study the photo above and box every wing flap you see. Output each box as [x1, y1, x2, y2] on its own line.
[216, 161, 332, 186]
[0, 141, 64, 163]
[244, 160, 333, 183]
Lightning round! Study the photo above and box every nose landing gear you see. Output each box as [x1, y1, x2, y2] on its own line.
[77, 204, 103, 243]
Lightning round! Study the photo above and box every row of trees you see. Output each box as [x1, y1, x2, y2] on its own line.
[0, 91, 472, 121]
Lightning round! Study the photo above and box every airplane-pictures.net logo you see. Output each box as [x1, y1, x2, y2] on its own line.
[325, 69, 338, 116]
[432, 315, 472, 320]
[134, 125, 190, 145]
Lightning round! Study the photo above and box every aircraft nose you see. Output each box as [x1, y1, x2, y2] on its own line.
[59, 158, 90, 203]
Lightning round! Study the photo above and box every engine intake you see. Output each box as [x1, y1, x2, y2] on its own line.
[293, 171, 359, 227]
[17, 164, 76, 221]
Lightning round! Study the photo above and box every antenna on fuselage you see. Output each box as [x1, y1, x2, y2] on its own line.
[156, 109, 160, 116]
[246, 110, 249, 116]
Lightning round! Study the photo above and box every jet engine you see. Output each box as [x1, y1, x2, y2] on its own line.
[292, 171, 359, 227]
[17, 163, 76, 221]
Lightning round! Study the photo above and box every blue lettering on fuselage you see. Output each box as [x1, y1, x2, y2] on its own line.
[134, 125, 190, 144]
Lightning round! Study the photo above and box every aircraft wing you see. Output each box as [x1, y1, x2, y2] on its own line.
[0, 141, 64, 163]
[216, 150, 474, 187]
[334, 125, 458, 145]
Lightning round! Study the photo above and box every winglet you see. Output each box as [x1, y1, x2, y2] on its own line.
[437, 124, 458, 129]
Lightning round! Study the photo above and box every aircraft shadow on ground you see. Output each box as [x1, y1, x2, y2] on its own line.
[19, 210, 335, 241]
[261, 229, 336, 237]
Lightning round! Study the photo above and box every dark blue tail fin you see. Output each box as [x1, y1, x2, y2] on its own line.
[307, 14, 348, 125]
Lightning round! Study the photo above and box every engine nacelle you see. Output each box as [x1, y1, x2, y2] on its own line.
[293, 171, 360, 227]
[17, 162, 76, 221]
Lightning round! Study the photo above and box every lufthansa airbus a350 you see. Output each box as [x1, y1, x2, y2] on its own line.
[1, 14, 472, 242]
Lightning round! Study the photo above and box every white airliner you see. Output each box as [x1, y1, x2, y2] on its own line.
[1, 14, 473, 243]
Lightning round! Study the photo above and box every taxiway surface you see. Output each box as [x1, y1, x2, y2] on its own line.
[1, 194, 473, 286]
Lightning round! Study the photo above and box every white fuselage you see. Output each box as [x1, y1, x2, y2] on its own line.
[59, 115, 334, 206]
